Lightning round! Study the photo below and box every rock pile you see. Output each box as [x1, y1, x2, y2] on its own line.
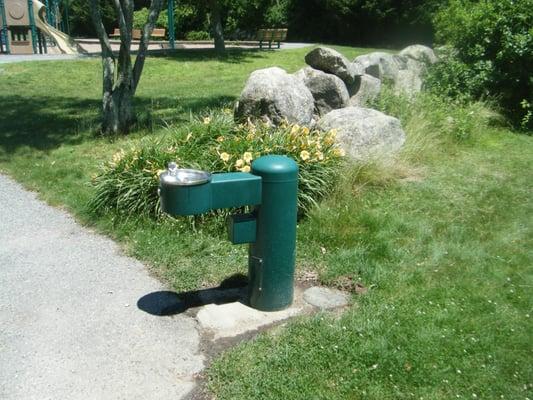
[234, 44, 437, 160]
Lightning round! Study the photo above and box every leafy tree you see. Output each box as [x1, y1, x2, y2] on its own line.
[89, 0, 164, 134]
[432, 0, 533, 129]
[68, 0, 115, 37]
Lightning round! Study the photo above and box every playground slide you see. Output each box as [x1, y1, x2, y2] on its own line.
[32, 0, 82, 54]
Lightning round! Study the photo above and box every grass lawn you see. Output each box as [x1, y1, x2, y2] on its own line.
[0, 45, 532, 399]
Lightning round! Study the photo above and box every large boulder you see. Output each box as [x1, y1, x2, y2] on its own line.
[294, 67, 349, 116]
[354, 49, 436, 96]
[305, 47, 363, 85]
[399, 44, 437, 65]
[353, 52, 408, 82]
[349, 74, 382, 107]
[234, 67, 314, 125]
[317, 107, 405, 160]
[394, 57, 427, 96]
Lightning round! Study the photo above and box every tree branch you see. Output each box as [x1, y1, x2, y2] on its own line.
[112, 0, 128, 40]
[89, 0, 114, 60]
[89, 0, 115, 94]
[132, 0, 164, 93]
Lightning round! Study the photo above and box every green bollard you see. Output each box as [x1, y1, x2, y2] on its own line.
[248, 155, 298, 311]
[159, 155, 298, 311]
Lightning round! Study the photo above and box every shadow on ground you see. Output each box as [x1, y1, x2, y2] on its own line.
[150, 47, 269, 64]
[0, 94, 236, 158]
[137, 273, 248, 316]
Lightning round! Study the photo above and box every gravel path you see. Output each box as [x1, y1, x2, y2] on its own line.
[0, 174, 204, 399]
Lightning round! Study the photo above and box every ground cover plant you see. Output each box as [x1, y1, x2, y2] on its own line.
[0, 46, 531, 399]
[88, 113, 344, 219]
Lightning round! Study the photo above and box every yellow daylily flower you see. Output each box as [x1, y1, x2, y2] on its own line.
[220, 152, 230, 162]
[333, 148, 346, 157]
[243, 152, 253, 163]
[290, 124, 300, 135]
[235, 159, 244, 168]
[300, 150, 310, 161]
[112, 149, 125, 163]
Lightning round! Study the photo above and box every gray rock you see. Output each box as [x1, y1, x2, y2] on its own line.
[303, 286, 350, 309]
[394, 57, 427, 96]
[294, 67, 350, 116]
[353, 52, 408, 82]
[354, 49, 433, 96]
[352, 52, 384, 79]
[317, 107, 406, 160]
[349, 74, 382, 107]
[234, 67, 315, 126]
[305, 46, 363, 85]
[399, 44, 437, 65]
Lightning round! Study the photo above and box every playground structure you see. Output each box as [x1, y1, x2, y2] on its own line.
[0, 0, 79, 55]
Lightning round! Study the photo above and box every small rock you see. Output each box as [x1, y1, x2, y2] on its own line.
[303, 286, 350, 309]
[305, 47, 363, 85]
[294, 67, 349, 116]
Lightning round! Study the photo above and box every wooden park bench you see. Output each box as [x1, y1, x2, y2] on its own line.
[256, 28, 287, 49]
[151, 28, 166, 40]
[110, 28, 166, 41]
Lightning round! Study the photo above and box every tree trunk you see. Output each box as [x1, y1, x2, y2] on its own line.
[89, 0, 164, 135]
[102, 83, 135, 135]
[209, 0, 225, 54]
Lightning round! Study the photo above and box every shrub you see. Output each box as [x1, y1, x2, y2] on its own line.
[185, 31, 211, 41]
[132, 7, 168, 30]
[88, 111, 345, 221]
[431, 0, 533, 130]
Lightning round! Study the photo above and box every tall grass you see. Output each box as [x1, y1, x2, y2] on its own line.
[332, 87, 506, 201]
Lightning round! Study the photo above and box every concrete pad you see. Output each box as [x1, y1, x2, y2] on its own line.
[195, 287, 310, 340]
[303, 286, 350, 309]
[196, 302, 302, 340]
[0, 174, 204, 400]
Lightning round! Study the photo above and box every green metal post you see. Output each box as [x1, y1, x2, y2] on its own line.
[167, 0, 175, 49]
[49, 0, 56, 28]
[44, 0, 51, 24]
[27, 0, 38, 54]
[63, 0, 69, 35]
[249, 155, 298, 311]
[0, 0, 10, 54]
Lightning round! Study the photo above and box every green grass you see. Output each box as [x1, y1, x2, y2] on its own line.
[0, 45, 372, 290]
[0, 45, 532, 399]
[209, 128, 533, 399]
